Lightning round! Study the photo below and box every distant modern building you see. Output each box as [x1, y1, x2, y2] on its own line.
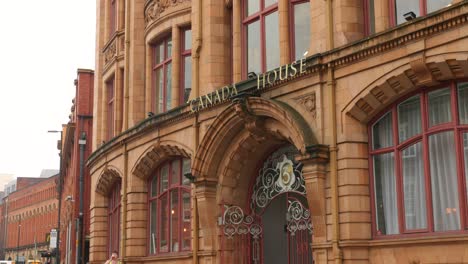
[89, 1, 468, 264]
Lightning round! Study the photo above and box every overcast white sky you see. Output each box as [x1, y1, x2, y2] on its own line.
[0, 1, 96, 179]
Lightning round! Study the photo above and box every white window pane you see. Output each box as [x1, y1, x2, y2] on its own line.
[458, 82, 468, 124]
[294, 2, 311, 60]
[247, 21, 261, 74]
[184, 29, 192, 50]
[156, 68, 163, 113]
[151, 177, 158, 197]
[246, 0, 260, 16]
[374, 152, 399, 235]
[160, 164, 169, 193]
[264, 0, 277, 8]
[427, 0, 452, 13]
[165, 63, 172, 111]
[265, 11, 280, 71]
[429, 131, 460, 231]
[402, 142, 427, 230]
[167, 38, 173, 58]
[395, 0, 420, 25]
[183, 56, 192, 102]
[182, 159, 191, 186]
[372, 112, 393, 150]
[428, 87, 452, 127]
[182, 191, 191, 250]
[398, 95, 421, 142]
[150, 201, 157, 254]
[160, 194, 168, 251]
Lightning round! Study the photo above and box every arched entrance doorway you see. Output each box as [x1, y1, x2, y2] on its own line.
[221, 146, 313, 264]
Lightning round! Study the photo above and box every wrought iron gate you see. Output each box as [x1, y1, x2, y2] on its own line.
[220, 147, 314, 264]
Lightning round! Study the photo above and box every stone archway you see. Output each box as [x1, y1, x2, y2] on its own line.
[191, 96, 329, 259]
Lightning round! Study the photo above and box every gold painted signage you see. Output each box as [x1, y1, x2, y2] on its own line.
[188, 58, 307, 113]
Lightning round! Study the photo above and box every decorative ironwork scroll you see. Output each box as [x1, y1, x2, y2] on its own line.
[286, 200, 313, 236]
[222, 205, 262, 239]
[250, 146, 305, 214]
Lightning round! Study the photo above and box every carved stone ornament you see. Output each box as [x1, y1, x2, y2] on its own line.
[145, 0, 190, 25]
[296, 92, 316, 119]
[104, 40, 116, 64]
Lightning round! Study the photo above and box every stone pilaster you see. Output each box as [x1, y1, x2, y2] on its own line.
[194, 179, 218, 252]
[297, 144, 330, 264]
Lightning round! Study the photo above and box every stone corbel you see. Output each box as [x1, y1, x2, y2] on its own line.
[409, 55, 436, 86]
[232, 95, 267, 142]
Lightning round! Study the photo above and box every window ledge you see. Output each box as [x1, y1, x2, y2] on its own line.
[368, 232, 468, 247]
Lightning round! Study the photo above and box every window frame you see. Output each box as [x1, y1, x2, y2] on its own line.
[289, 0, 311, 61]
[180, 27, 192, 105]
[147, 158, 191, 255]
[152, 36, 173, 113]
[107, 181, 121, 256]
[241, 0, 279, 78]
[369, 80, 468, 238]
[106, 77, 115, 141]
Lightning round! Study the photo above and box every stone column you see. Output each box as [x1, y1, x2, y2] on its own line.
[89, 194, 109, 264]
[296, 144, 330, 264]
[279, 0, 291, 65]
[194, 179, 217, 253]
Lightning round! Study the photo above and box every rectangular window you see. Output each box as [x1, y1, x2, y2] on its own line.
[464, 133, 468, 217]
[374, 152, 398, 235]
[458, 82, 468, 124]
[182, 191, 191, 250]
[243, 0, 279, 76]
[292, 1, 311, 60]
[394, 0, 420, 25]
[398, 96, 421, 142]
[150, 200, 157, 254]
[402, 142, 427, 230]
[182, 29, 192, 103]
[153, 37, 173, 113]
[426, 0, 451, 13]
[170, 190, 179, 252]
[106, 78, 115, 141]
[372, 112, 393, 150]
[429, 131, 460, 231]
[159, 194, 168, 252]
[428, 87, 452, 127]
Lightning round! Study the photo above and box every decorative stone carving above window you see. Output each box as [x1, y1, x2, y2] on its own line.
[145, 0, 191, 25]
[295, 92, 316, 120]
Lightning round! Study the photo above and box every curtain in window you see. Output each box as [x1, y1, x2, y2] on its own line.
[464, 133, 468, 203]
[398, 96, 421, 142]
[428, 88, 452, 126]
[402, 142, 427, 230]
[373, 112, 393, 149]
[374, 153, 398, 234]
[429, 131, 460, 231]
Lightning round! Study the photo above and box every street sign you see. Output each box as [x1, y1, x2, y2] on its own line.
[50, 229, 57, 249]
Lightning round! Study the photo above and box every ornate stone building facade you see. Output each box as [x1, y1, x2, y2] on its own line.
[89, 0, 468, 263]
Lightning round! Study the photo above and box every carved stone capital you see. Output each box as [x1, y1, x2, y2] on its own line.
[295, 144, 330, 164]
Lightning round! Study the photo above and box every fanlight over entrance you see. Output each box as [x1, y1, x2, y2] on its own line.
[220, 146, 313, 264]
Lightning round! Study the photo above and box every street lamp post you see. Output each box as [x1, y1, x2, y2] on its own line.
[16, 218, 21, 264]
[48, 130, 63, 264]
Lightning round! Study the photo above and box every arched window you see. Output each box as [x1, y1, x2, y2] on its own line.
[108, 181, 121, 255]
[370, 80, 468, 236]
[148, 158, 191, 255]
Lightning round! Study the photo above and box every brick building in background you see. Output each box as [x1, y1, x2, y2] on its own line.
[58, 69, 94, 264]
[3, 175, 59, 263]
[88, 1, 468, 264]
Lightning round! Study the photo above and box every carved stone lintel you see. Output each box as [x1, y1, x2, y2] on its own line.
[295, 92, 317, 120]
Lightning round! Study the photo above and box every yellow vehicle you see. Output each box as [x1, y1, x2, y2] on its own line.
[27, 260, 41, 264]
